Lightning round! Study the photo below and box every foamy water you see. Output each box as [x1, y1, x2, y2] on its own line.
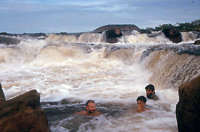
[1, 29, 199, 131]
[4, 30, 200, 131]
[0, 37, 181, 131]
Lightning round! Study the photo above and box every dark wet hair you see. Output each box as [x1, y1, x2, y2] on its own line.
[86, 100, 95, 106]
[145, 84, 155, 91]
[137, 96, 147, 103]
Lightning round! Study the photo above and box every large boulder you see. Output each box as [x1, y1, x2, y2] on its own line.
[0, 90, 50, 132]
[162, 28, 182, 43]
[176, 76, 200, 132]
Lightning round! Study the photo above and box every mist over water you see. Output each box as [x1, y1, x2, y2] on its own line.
[0, 32, 200, 131]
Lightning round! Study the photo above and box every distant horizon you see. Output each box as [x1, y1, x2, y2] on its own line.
[0, 0, 200, 34]
[1, 19, 199, 34]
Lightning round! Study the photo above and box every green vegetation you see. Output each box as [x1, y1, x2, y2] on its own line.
[149, 19, 200, 32]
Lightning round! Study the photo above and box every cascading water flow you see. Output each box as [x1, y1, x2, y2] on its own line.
[44, 30, 200, 44]
[0, 31, 200, 131]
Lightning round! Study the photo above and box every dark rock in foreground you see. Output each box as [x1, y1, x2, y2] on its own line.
[0, 35, 20, 45]
[176, 76, 200, 132]
[162, 29, 182, 43]
[0, 90, 50, 132]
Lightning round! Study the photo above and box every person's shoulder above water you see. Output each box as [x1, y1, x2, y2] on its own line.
[76, 110, 102, 116]
[75, 100, 102, 116]
[151, 94, 159, 101]
[76, 111, 87, 115]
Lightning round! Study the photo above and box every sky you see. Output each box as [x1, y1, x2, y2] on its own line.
[0, 0, 200, 33]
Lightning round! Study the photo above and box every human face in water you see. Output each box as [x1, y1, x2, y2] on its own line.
[86, 102, 96, 114]
[137, 100, 146, 112]
[146, 89, 154, 98]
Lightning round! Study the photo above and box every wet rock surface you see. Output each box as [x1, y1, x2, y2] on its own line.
[0, 89, 50, 132]
[176, 76, 200, 132]
[162, 29, 182, 43]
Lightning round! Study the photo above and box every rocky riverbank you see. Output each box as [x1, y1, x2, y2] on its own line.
[176, 76, 200, 132]
[0, 84, 50, 132]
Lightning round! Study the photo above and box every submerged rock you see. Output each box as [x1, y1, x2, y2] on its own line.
[176, 76, 200, 132]
[0, 90, 50, 132]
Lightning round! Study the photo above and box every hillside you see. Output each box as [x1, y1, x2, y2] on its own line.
[93, 24, 141, 33]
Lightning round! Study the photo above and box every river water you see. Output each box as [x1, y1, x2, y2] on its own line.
[0, 31, 200, 132]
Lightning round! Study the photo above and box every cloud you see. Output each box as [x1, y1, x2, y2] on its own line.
[0, 0, 199, 33]
[0, 0, 141, 14]
[0, 0, 109, 12]
[2, 0, 107, 6]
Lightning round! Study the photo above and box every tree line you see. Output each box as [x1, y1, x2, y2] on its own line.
[142, 19, 200, 33]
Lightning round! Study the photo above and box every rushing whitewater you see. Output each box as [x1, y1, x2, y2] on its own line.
[0, 31, 200, 132]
